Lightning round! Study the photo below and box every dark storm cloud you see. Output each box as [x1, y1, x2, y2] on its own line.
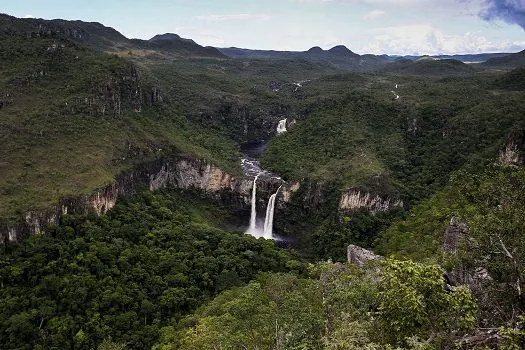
[480, 0, 525, 30]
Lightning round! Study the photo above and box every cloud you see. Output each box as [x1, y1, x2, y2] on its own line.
[479, 0, 525, 30]
[362, 24, 525, 54]
[294, 0, 455, 5]
[194, 13, 271, 22]
[357, 0, 442, 4]
[22, 14, 35, 18]
[363, 10, 386, 19]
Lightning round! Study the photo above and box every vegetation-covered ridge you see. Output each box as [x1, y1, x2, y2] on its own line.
[0, 13, 225, 58]
[158, 259, 479, 349]
[376, 164, 525, 327]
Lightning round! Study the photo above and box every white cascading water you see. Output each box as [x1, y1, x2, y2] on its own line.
[263, 185, 282, 239]
[277, 119, 287, 135]
[246, 173, 261, 237]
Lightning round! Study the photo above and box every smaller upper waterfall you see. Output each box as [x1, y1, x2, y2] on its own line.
[263, 185, 282, 239]
[277, 119, 287, 135]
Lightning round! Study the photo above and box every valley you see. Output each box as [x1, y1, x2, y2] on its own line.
[0, 12, 525, 350]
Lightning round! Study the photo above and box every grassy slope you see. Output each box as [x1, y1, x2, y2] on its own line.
[0, 36, 243, 220]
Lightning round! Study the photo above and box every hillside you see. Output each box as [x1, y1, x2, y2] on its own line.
[0, 13, 225, 58]
[0, 24, 238, 222]
[381, 58, 476, 75]
[260, 70, 525, 258]
[482, 49, 525, 68]
[492, 67, 525, 90]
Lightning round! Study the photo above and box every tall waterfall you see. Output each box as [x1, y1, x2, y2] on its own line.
[263, 185, 282, 239]
[246, 174, 260, 236]
[277, 119, 287, 135]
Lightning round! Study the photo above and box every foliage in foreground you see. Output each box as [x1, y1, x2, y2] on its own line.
[376, 165, 525, 327]
[156, 259, 477, 349]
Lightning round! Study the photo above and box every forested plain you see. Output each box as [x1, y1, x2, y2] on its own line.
[1, 14, 525, 349]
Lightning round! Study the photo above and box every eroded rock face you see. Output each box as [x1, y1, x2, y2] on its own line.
[339, 190, 403, 214]
[499, 130, 525, 167]
[0, 156, 254, 243]
[347, 244, 383, 268]
[443, 216, 470, 254]
[280, 181, 300, 204]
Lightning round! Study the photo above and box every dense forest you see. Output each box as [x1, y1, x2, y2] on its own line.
[0, 190, 305, 349]
[1, 13, 525, 349]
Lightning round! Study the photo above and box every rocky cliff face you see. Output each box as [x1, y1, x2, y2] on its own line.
[443, 216, 470, 254]
[339, 190, 403, 214]
[280, 181, 300, 204]
[0, 156, 254, 243]
[64, 64, 162, 117]
[499, 129, 525, 167]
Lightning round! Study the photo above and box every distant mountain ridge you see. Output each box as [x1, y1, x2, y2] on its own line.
[220, 45, 519, 66]
[0, 13, 225, 58]
[218, 45, 386, 71]
[2, 13, 520, 67]
[385, 53, 513, 63]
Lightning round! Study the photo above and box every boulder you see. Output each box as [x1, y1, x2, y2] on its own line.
[347, 244, 383, 267]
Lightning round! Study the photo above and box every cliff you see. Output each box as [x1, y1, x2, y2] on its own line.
[499, 129, 525, 167]
[0, 156, 256, 243]
[339, 189, 403, 214]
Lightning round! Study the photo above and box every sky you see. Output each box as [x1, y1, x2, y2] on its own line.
[1, 0, 525, 55]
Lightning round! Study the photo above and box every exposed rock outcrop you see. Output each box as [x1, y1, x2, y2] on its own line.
[0, 156, 254, 243]
[280, 181, 300, 204]
[443, 216, 470, 254]
[65, 64, 162, 117]
[499, 129, 525, 167]
[442, 217, 491, 291]
[457, 329, 501, 348]
[339, 190, 403, 214]
[347, 244, 383, 268]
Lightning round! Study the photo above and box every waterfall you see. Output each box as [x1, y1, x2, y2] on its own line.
[277, 119, 287, 135]
[263, 185, 282, 239]
[246, 174, 261, 237]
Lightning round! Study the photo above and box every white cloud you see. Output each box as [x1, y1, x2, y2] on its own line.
[293, 0, 457, 5]
[194, 13, 271, 22]
[362, 24, 525, 54]
[363, 10, 386, 19]
[22, 14, 35, 18]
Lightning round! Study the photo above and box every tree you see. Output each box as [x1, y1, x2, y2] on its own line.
[450, 167, 525, 325]
[375, 259, 476, 346]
